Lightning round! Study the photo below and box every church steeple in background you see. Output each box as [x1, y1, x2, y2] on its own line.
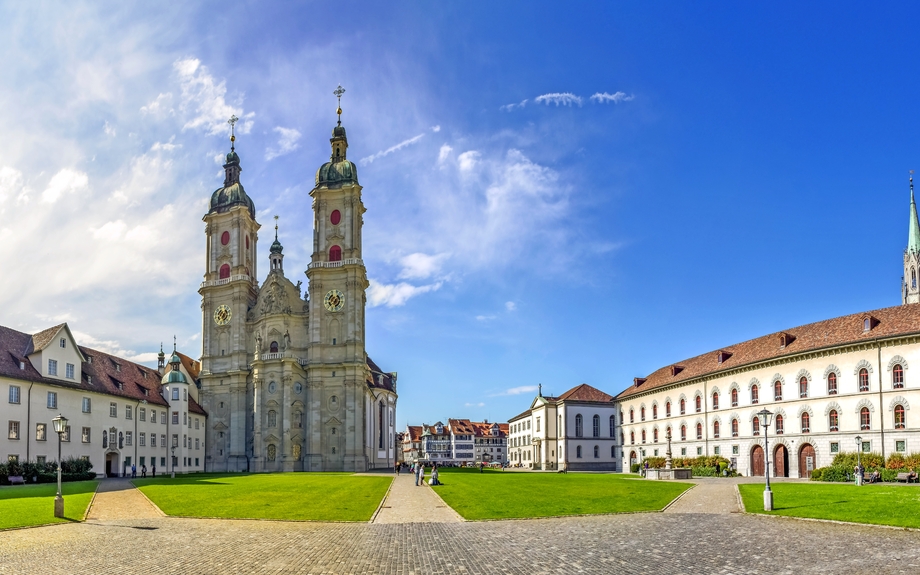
[903, 171, 920, 304]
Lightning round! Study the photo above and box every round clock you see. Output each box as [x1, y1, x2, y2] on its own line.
[324, 289, 345, 312]
[213, 305, 232, 325]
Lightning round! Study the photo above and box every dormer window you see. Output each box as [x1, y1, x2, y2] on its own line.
[87, 375, 92, 384]
[779, 332, 795, 349]
[633, 377, 646, 388]
[114, 362, 121, 372]
[86, 355, 92, 364]
[19, 361, 24, 370]
[717, 351, 732, 364]
[143, 389, 149, 396]
[670, 365, 684, 377]
[861, 316, 878, 332]
[864, 318, 870, 331]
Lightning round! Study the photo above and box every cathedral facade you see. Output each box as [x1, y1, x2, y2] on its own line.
[197, 104, 398, 473]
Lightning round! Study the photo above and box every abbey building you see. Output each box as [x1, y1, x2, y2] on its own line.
[198, 102, 397, 473]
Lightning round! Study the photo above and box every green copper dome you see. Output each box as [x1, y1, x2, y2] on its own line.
[270, 238, 283, 254]
[316, 160, 358, 186]
[164, 369, 188, 384]
[210, 148, 256, 217]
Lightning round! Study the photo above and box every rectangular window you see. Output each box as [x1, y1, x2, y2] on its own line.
[172, 388, 179, 401]
[161, 457, 166, 467]
[714, 446, 720, 455]
[536, 417, 540, 432]
[140, 432, 146, 447]
[37, 455, 46, 465]
[681, 447, 687, 456]
[195, 418, 200, 430]
[140, 456, 145, 466]
[183, 412, 187, 425]
[126, 432, 132, 446]
[139, 408, 146, 422]
[47, 391, 57, 409]
[62, 426, 70, 442]
[82, 427, 91, 443]
[830, 442, 839, 453]
[897, 440, 907, 453]
[109, 403, 117, 417]
[161, 434, 166, 447]
[60, 338, 66, 348]
[8, 455, 18, 463]
[172, 412, 179, 425]
[150, 409, 156, 423]
[195, 458, 199, 467]
[150, 433, 156, 447]
[48, 359, 57, 376]
[696, 446, 703, 456]
[172, 434, 178, 448]
[9, 385, 20, 404]
[36, 423, 46, 441]
[195, 438, 200, 449]
[862, 441, 871, 453]
[732, 445, 739, 455]
[8, 421, 20, 440]
[183, 389, 187, 401]
[66, 363, 74, 379]
[82, 397, 91, 413]
[125, 405, 132, 420]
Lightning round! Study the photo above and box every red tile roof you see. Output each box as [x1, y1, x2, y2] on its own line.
[404, 425, 423, 442]
[616, 303, 920, 401]
[448, 418, 475, 434]
[557, 383, 615, 403]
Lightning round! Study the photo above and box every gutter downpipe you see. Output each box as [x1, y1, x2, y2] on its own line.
[703, 380, 709, 456]
[26, 382, 34, 462]
[877, 340, 885, 461]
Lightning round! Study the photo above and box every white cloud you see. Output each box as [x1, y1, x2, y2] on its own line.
[151, 137, 181, 152]
[174, 58, 254, 136]
[590, 91, 635, 104]
[505, 301, 516, 312]
[457, 150, 480, 172]
[431, 125, 441, 133]
[464, 402, 485, 408]
[71, 330, 157, 363]
[140, 92, 174, 116]
[265, 126, 302, 161]
[360, 133, 425, 166]
[0, 167, 27, 213]
[398, 252, 449, 280]
[490, 385, 539, 397]
[41, 169, 88, 203]
[475, 315, 496, 322]
[535, 92, 582, 107]
[367, 280, 442, 307]
[437, 144, 453, 165]
[500, 99, 528, 112]
[103, 121, 116, 137]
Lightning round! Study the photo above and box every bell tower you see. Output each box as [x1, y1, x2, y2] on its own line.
[305, 86, 369, 471]
[904, 171, 920, 305]
[199, 116, 260, 472]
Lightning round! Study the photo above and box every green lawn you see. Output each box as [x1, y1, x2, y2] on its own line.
[133, 473, 392, 522]
[432, 468, 691, 520]
[739, 482, 920, 528]
[0, 481, 98, 530]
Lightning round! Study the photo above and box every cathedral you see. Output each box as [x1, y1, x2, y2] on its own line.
[197, 91, 398, 472]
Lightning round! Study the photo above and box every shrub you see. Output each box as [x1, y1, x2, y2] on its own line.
[630, 463, 641, 473]
[810, 467, 824, 481]
[810, 465, 850, 482]
[832, 451, 884, 470]
[887, 453, 907, 470]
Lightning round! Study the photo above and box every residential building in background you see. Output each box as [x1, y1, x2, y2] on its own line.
[402, 419, 507, 465]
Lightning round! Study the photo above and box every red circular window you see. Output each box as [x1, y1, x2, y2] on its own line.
[245, 235, 250, 249]
[221, 231, 230, 246]
[330, 210, 341, 225]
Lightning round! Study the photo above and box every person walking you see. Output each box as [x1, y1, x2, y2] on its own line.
[415, 463, 422, 486]
[395, 462, 400, 475]
[141, 464, 147, 478]
[419, 464, 425, 486]
[152, 463, 156, 477]
[131, 463, 136, 478]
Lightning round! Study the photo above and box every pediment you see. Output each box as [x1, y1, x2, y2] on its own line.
[213, 421, 228, 431]
[264, 434, 280, 443]
[325, 416, 342, 426]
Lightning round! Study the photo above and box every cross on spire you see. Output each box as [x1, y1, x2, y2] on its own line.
[228, 115, 239, 150]
[173, 335, 177, 353]
[274, 215, 279, 241]
[334, 85, 345, 126]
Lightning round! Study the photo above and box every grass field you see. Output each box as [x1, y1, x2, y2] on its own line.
[0, 481, 98, 530]
[134, 473, 392, 522]
[738, 482, 920, 528]
[432, 468, 691, 520]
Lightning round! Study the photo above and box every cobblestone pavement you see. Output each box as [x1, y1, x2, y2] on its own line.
[664, 478, 740, 514]
[85, 478, 163, 521]
[373, 474, 463, 524]
[3, 511, 920, 574]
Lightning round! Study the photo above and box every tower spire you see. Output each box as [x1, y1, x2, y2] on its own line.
[909, 170, 920, 254]
[334, 85, 345, 127]
[228, 115, 238, 151]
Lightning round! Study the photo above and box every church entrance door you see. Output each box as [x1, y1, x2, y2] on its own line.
[751, 445, 765, 477]
[799, 444, 816, 478]
[105, 452, 119, 477]
[774, 445, 789, 477]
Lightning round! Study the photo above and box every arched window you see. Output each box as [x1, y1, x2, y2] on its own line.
[576, 445, 583, 458]
[329, 245, 342, 262]
[680, 398, 686, 414]
[594, 445, 599, 458]
[653, 428, 659, 442]
[731, 388, 738, 407]
[712, 392, 719, 410]
[629, 408, 634, 423]
[894, 364, 905, 389]
[640, 406, 646, 421]
[801, 412, 810, 433]
[330, 210, 341, 225]
[665, 401, 671, 417]
[268, 410, 277, 427]
[641, 429, 646, 443]
[575, 414, 583, 437]
[913, 268, 917, 289]
[751, 385, 759, 404]
[592, 414, 600, 437]
[696, 423, 703, 440]
[219, 264, 231, 279]
[652, 404, 658, 419]
[731, 418, 739, 437]
[799, 377, 808, 398]
[829, 410, 839, 432]
[630, 431, 635, 444]
[859, 368, 870, 392]
[695, 395, 701, 413]
[827, 372, 838, 395]
[713, 421, 720, 438]
[752, 417, 760, 436]
[895, 405, 906, 429]
[270, 341, 279, 353]
[860, 407, 871, 430]
[609, 415, 615, 436]
[774, 380, 782, 401]
[775, 414, 784, 434]
[680, 425, 686, 441]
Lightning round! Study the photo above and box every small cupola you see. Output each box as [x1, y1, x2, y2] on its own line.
[269, 215, 284, 274]
[162, 340, 188, 385]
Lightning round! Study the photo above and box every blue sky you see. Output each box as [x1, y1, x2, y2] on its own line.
[1, 2, 918, 429]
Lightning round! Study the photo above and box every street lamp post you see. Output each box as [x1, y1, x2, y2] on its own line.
[757, 408, 774, 511]
[51, 414, 68, 518]
[171, 446, 176, 479]
[855, 435, 863, 486]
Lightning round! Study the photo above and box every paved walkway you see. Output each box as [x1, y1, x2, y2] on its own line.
[664, 478, 741, 514]
[85, 478, 163, 521]
[372, 473, 463, 523]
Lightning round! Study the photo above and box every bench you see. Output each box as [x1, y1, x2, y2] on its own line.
[7, 475, 24, 485]
[896, 472, 917, 483]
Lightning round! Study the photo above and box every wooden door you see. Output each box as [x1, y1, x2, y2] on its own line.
[799, 444, 816, 478]
[774, 445, 788, 477]
[751, 445, 764, 476]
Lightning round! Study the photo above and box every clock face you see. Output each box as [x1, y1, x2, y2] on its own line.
[213, 305, 232, 325]
[324, 289, 345, 312]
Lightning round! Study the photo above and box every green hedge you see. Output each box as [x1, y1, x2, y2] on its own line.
[810, 451, 920, 482]
[0, 457, 95, 485]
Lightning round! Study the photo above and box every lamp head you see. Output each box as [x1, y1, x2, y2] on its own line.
[51, 414, 68, 434]
[757, 408, 773, 428]
[855, 435, 862, 444]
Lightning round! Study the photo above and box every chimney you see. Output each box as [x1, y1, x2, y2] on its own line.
[538, 383, 542, 397]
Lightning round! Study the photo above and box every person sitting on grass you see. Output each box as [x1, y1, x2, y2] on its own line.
[430, 464, 440, 486]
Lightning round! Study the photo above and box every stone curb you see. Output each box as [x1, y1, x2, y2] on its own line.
[660, 483, 698, 512]
[369, 476, 396, 523]
[128, 480, 167, 518]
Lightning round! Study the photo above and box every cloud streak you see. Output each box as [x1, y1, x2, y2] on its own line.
[490, 385, 538, 397]
[265, 126, 302, 160]
[360, 133, 425, 166]
[501, 91, 635, 110]
[591, 91, 635, 103]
